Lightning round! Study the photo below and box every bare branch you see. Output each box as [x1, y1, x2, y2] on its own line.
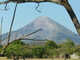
[9, 38, 46, 45]
[7, 3, 18, 45]
[0, 29, 42, 42]
[1, 29, 42, 55]
[20, 38, 47, 41]
[0, 33, 13, 42]
[18, 29, 42, 40]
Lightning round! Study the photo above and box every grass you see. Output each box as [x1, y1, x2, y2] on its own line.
[0, 58, 80, 60]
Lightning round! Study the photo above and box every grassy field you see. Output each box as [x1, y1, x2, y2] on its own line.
[0, 58, 80, 60]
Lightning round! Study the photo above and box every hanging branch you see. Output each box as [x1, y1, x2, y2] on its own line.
[0, 1, 9, 10]
[4, 3, 9, 11]
[36, 2, 41, 13]
[0, 4, 9, 11]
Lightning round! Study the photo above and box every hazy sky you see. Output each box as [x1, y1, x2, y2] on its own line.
[0, 0, 80, 34]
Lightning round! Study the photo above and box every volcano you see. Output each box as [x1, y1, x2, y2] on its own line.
[2, 16, 80, 45]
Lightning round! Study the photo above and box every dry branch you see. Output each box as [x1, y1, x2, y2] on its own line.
[0, 29, 42, 55]
[0, 29, 42, 42]
[0, 34, 13, 42]
[7, 3, 18, 45]
[20, 38, 47, 41]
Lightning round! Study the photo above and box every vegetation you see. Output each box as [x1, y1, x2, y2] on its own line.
[32, 46, 45, 58]
[0, 39, 80, 59]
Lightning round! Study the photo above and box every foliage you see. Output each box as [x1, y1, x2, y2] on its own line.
[5, 41, 25, 58]
[56, 39, 75, 56]
[12, 40, 25, 45]
[47, 49, 59, 58]
[0, 45, 3, 54]
[0, 45, 3, 48]
[77, 52, 80, 56]
[59, 38, 74, 48]
[1, 38, 80, 59]
[32, 46, 45, 58]
[20, 45, 33, 58]
[44, 40, 58, 49]
[75, 47, 80, 56]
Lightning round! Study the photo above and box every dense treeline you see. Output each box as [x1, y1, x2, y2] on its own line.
[0, 38, 80, 59]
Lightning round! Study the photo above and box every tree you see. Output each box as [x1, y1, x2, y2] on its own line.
[58, 38, 75, 57]
[60, 38, 74, 47]
[44, 40, 58, 49]
[20, 44, 33, 58]
[5, 41, 25, 58]
[43, 40, 58, 58]
[32, 46, 45, 58]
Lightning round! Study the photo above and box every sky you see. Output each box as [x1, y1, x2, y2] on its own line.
[0, 0, 80, 34]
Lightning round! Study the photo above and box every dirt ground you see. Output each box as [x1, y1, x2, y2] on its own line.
[0, 58, 80, 60]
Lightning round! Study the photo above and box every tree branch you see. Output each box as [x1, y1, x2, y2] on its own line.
[0, 0, 61, 4]
[60, 0, 80, 35]
[0, 29, 42, 55]
[7, 3, 18, 45]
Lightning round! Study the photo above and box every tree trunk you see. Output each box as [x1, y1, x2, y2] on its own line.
[62, 1, 80, 35]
